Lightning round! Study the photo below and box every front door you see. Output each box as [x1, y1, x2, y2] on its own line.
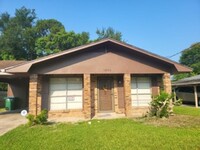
[98, 78, 113, 112]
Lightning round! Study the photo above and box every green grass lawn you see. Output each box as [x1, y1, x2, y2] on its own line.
[0, 106, 200, 150]
[0, 119, 200, 150]
[174, 105, 200, 116]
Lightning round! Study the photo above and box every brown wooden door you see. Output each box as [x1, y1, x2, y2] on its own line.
[98, 78, 113, 112]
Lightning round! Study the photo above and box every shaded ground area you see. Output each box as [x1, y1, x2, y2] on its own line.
[135, 106, 200, 128]
[0, 112, 27, 136]
[135, 115, 200, 128]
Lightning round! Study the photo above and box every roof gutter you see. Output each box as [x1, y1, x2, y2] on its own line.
[0, 69, 13, 76]
[172, 81, 200, 86]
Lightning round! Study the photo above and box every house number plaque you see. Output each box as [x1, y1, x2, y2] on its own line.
[104, 69, 111, 72]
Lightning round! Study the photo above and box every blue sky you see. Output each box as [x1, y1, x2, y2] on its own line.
[1, 0, 200, 62]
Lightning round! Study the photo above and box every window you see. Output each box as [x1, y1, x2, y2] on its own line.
[131, 77, 152, 106]
[49, 77, 82, 110]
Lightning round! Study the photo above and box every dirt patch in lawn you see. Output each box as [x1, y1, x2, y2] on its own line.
[135, 115, 200, 128]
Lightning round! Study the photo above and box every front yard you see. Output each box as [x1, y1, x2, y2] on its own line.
[174, 105, 200, 116]
[0, 106, 200, 150]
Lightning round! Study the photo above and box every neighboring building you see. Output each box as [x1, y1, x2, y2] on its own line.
[172, 75, 200, 108]
[0, 39, 191, 118]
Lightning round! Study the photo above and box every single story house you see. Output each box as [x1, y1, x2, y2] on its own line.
[0, 38, 191, 118]
[172, 74, 200, 108]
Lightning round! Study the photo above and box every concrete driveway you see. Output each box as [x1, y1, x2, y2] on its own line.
[0, 112, 27, 136]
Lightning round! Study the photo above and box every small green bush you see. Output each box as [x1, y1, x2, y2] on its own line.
[149, 91, 173, 118]
[26, 114, 35, 126]
[173, 98, 182, 106]
[26, 109, 48, 126]
[35, 109, 48, 124]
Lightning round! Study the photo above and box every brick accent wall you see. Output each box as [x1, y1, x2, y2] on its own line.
[131, 107, 149, 117]
[124, 74, 132, 117]
[83, 74, 91, 119]
[113, 76, 119, 113]
[163, 73, 172, 94]
[48, 109, 84, 118]
[91, 75, 97, 117]
[29, 74, 42, 116]
[114, 76, 125, 114]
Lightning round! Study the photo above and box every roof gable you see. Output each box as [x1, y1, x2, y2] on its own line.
[5, 38, 192, 74]
[29, 51, 172, 74]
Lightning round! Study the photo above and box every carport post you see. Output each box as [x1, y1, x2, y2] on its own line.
[173, 87, 177, 102]
[194, 85, 198, 108]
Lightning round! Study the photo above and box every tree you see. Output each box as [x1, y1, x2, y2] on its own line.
[96, 27, 123, 41]
[35, 19, 65, 37]
[173, 42, 200, 81]
[180, 42, 200, 74]
[35, 30, 89, 57]
[0, 12, 10, 34]
[0, 7, 90, 60]
[0, 7, 37, 60]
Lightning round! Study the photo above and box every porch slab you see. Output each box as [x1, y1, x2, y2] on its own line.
[48, 117, 88, 123]
[93, 113, 126, 119]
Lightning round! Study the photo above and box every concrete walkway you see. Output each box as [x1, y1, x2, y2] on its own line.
[48, 113, 126, 123]
[93, 113, 126, 119]
[0, 112, 27, 136]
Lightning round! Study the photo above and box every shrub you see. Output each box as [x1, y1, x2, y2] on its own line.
[148, 92, 173, 118]
[26, 114, 35, 126]
[173, 98, 182, 106]
[26, 109, 48, 126]
[35, 109, 48, 124]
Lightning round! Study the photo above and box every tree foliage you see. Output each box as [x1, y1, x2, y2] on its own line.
[35, 19, 65, 37]
[35, 30, 89, 57]
[173, 42, 200, 81]
[96, 27, 123, 41]
[180, 42, 200, 74]
[0, 7, 124, 60]
[0, 7, 37, 60]
[0, 7, 90, 60]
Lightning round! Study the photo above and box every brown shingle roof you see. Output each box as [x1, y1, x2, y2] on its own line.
[0, 60, 27, 69]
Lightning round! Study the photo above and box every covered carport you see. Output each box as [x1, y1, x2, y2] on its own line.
[172, 75, 200, 108]
[0, 61, 29, 110]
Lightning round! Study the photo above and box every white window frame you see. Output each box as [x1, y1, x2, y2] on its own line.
[49, 77, 83, 110]
[131, 77, 152, 107]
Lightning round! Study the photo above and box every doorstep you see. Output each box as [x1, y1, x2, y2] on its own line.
[93, 113, 126, 119]
[48, 117, 88, 123]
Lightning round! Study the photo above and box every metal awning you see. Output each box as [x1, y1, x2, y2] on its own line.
[172, 75, 200, 86]
[172, 75, 200, 108]
[172, 81, 200, 86]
